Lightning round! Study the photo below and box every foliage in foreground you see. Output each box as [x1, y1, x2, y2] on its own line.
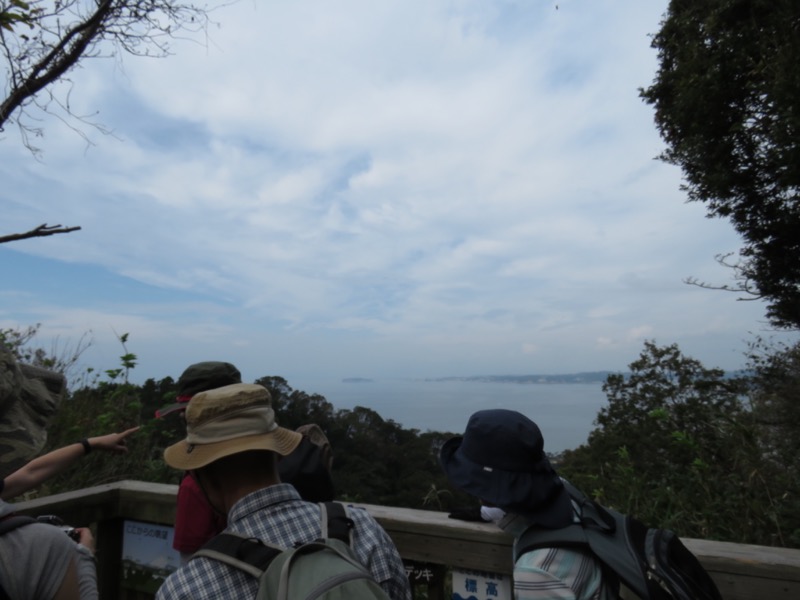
[33, 351, 469, 512]
[559, 340, 800, 548]
[8, 330, 799, 548]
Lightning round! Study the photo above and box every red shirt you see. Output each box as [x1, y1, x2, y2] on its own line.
[172, 474, 227, 554]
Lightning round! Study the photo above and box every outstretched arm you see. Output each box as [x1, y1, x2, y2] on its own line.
[1, 426, 139, 499]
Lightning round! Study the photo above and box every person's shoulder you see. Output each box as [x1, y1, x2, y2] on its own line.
[159, 553, 256, 599]
[8, 521, 76, 548]
[338, 503, 397, 547]
[516, 545, 606, 594]
[518, 544, 595, 565]
[338, 503, 380, 526]
[156, 564, 200, 600]
[0, 521, 76, 600]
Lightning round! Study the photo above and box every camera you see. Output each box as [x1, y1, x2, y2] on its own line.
[36, 514, 81, 542]
[61, 526, 81, 542]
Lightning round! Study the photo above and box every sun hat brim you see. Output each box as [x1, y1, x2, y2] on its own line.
[155, 401, 188, 419]
[440, 435, 573, 528]
[164, 426, 302, 471]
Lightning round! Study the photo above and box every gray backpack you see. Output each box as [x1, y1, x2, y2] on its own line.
[193, 502, 390, 600]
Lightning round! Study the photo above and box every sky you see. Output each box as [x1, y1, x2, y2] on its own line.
[1, 1, 795, 392]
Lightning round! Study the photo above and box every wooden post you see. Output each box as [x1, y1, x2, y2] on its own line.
[96, 516, 124, 600]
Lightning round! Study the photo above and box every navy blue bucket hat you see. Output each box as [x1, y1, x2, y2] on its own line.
[439, 409, 573, 528]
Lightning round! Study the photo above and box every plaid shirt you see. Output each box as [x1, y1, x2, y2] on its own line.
[500, 512, 615, 600]
[156, 484, 411, 600]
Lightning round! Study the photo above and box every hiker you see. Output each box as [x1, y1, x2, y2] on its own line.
[158, 361, 337, 563]
[155, 382, 411, 600]
[157, 361, 243, 562]
[440, 409, 615, 600]
[1, 429, 138, 599]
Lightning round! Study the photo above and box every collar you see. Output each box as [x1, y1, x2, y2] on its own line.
[227, 483, 301, 524]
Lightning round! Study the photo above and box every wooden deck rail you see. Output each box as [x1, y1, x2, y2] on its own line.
[13, 480, 800, 600]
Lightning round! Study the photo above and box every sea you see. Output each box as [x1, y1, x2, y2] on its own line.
[293, 378, 609, 453]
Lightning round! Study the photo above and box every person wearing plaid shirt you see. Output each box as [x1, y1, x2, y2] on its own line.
[155, 383, 411, 600]
[440, 410, 615, 600]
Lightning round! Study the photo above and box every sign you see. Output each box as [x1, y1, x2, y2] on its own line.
[121, 520, 182, 594]
[452, 567, 512, 600]
[404, 560, 446, 588]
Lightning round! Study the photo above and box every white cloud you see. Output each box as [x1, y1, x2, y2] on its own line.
[1, 0, 795, 386]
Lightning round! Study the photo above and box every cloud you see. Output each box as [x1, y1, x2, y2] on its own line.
[1, 0, 794, 387]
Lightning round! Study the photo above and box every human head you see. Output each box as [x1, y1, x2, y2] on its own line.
[163, 383, 302, 471]
[439, 409, 572, 528]
[155, 361, 242, 418]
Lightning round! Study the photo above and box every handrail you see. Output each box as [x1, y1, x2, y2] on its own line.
[13, 480, 800, 600]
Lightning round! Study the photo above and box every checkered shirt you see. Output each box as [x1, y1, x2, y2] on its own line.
[156, 483, 411, 600]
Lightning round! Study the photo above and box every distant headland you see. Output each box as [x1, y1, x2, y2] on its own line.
[425, 372, 614, 384]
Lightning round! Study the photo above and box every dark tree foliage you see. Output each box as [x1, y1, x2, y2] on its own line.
[560, 341, 797, 547]
[745, 339, 800, 476]
[253, 379, 463, 510]
[41, 379, 182, 496]
[743, 339, 800, 547]
[15, 328, 799, 546]
[641, 0, 800, 329]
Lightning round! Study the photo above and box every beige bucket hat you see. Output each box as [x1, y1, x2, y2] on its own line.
[164, 383, 302, 471]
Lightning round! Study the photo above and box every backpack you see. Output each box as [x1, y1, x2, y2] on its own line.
[193, 501, 391, 600]
[514, 481, 723, 600]
[278, 424, 335, 503]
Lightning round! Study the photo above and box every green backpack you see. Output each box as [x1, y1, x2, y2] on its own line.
[193, 502, 391, 600]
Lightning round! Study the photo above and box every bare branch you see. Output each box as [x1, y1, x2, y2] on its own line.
[1, 0, 219, 153]
[0, 223, 82, 244]
[684, 253, 764, 302]
[0, 1, 115, 126]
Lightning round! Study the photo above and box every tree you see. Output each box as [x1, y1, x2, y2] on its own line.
[0, 1, 38, 32]
[640, 0, 800, 329]
[1, 0, 218, 243]
[1, 0, 213, 145]
[560, 341, 796, 546]
[0, 323, 91, 385]
[745, 339, 800, 474]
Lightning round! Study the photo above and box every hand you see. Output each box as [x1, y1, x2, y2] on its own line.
[88, 426, 140, 453]
[447, 506, 487, 522]
[76, 528, 96, 554]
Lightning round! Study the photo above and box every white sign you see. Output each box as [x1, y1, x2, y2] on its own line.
[121, 519, 182, 592]
[452, 567, 512, 600]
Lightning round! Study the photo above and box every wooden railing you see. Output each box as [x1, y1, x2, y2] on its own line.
[13, 480, 800, 600]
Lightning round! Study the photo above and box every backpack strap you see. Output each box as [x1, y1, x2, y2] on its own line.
[194, 503, 356, 581]
[0, 514, 37, 536]
[557, 480, 616, 534]
[193, 533, 283, 578]
[514, 481, 619, 562]
[320, 501, 354, 545]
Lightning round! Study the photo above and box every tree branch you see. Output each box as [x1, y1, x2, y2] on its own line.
[0, 223, 82, 244]
[0, 0, 114, 128]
